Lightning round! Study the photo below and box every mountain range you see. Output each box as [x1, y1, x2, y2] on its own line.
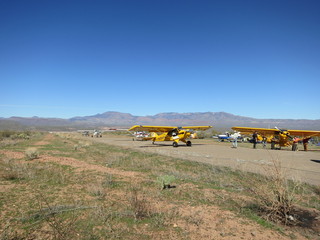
[1, 111, 319, 131]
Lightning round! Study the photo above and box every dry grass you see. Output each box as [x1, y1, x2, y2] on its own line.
[0, 159, 27, 181]
[0, 132, 319, 240]
[242, 157, 304, 225]
[128, 187, 152, 220]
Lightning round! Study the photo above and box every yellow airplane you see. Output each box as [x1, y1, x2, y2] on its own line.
[128, 125, 212, 147]
[232, 126, 320, 150]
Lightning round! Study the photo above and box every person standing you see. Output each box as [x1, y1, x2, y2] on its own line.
[292, 137, 300, 151]
[232, 132, 239, 148]
[252, 131, 258, 149]
[262, 137, 267, 149]
[303, 137, 311, 151]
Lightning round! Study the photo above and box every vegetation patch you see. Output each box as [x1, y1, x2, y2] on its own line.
[0, 132, 319, 240]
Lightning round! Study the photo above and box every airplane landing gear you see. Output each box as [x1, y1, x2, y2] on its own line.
[173, 142, 178, 147]
[186, 141, 192, 146]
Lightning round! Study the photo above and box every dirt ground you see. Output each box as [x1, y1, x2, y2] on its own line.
[1, 133, 319, 239]
[92, 136, 320, 186]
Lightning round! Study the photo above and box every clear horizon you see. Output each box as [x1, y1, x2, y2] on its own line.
[1, 1, 319, 120]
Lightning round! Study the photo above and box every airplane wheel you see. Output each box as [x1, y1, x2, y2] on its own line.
[173, 142, 178, 147]
[186, 141, 192, 146]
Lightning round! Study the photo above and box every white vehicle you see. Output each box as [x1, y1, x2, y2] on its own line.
[92, 130, 102, 138]
[132, 131, 149, 141]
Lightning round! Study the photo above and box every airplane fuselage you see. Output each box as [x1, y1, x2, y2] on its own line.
[150, 130, 192, 143]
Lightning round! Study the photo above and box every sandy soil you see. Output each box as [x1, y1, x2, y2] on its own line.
[91, 136, 320, 186]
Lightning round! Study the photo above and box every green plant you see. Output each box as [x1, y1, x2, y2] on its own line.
[157, 175, 176, 189]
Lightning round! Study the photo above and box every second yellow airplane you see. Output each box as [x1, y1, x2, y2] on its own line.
[232, 126, 320, 150]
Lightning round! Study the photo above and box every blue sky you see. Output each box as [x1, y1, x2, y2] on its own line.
[1, 0, 319, 120]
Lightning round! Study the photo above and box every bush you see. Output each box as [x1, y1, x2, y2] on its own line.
[25, 148, 39, 160]
[0, 130, 15, 139]
[129, 187, 152, 220]
[245, 159, 302, 224]
[157, 175, 176, 189]
[0, 130, 32, 140]
[1, 160, 26, 181]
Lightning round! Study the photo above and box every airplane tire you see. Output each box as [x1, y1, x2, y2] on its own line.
[173, 142, 178, 147]
[186, 141, 192, 146]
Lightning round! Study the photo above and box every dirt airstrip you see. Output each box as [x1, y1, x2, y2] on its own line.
[92, 136, 320, 186]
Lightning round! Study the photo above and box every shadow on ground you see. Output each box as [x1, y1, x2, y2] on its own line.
[310, 159, 320, 164]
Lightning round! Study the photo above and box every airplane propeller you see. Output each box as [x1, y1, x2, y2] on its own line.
[274, 126, 293, 140]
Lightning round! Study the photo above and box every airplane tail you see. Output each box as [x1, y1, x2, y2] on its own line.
[190, 133, 197, 139]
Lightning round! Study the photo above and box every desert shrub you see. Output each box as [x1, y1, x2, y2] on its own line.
[11, 132, 31, 140]
[0, 159, 26, 181]
[25, 148, 39, 160]
[0, 130, 33, 140]
[157, 175, 176, 189]
[245, 159, 302, 224]
[128, 187, 152, 220]
[0, 130, 16, 139]
[87, 182, 106, 199]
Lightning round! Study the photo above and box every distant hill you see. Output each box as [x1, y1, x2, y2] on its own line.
[1, 111, 320, 131]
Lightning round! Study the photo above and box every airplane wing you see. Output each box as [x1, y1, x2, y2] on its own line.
[181, 126, 212, 131]
[231, 127, 279, 136]
[129, 125, 212, 132]
[232, 127, 320, 138]
[128, 125, 177, 132]
[287, 130, 320, 138]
